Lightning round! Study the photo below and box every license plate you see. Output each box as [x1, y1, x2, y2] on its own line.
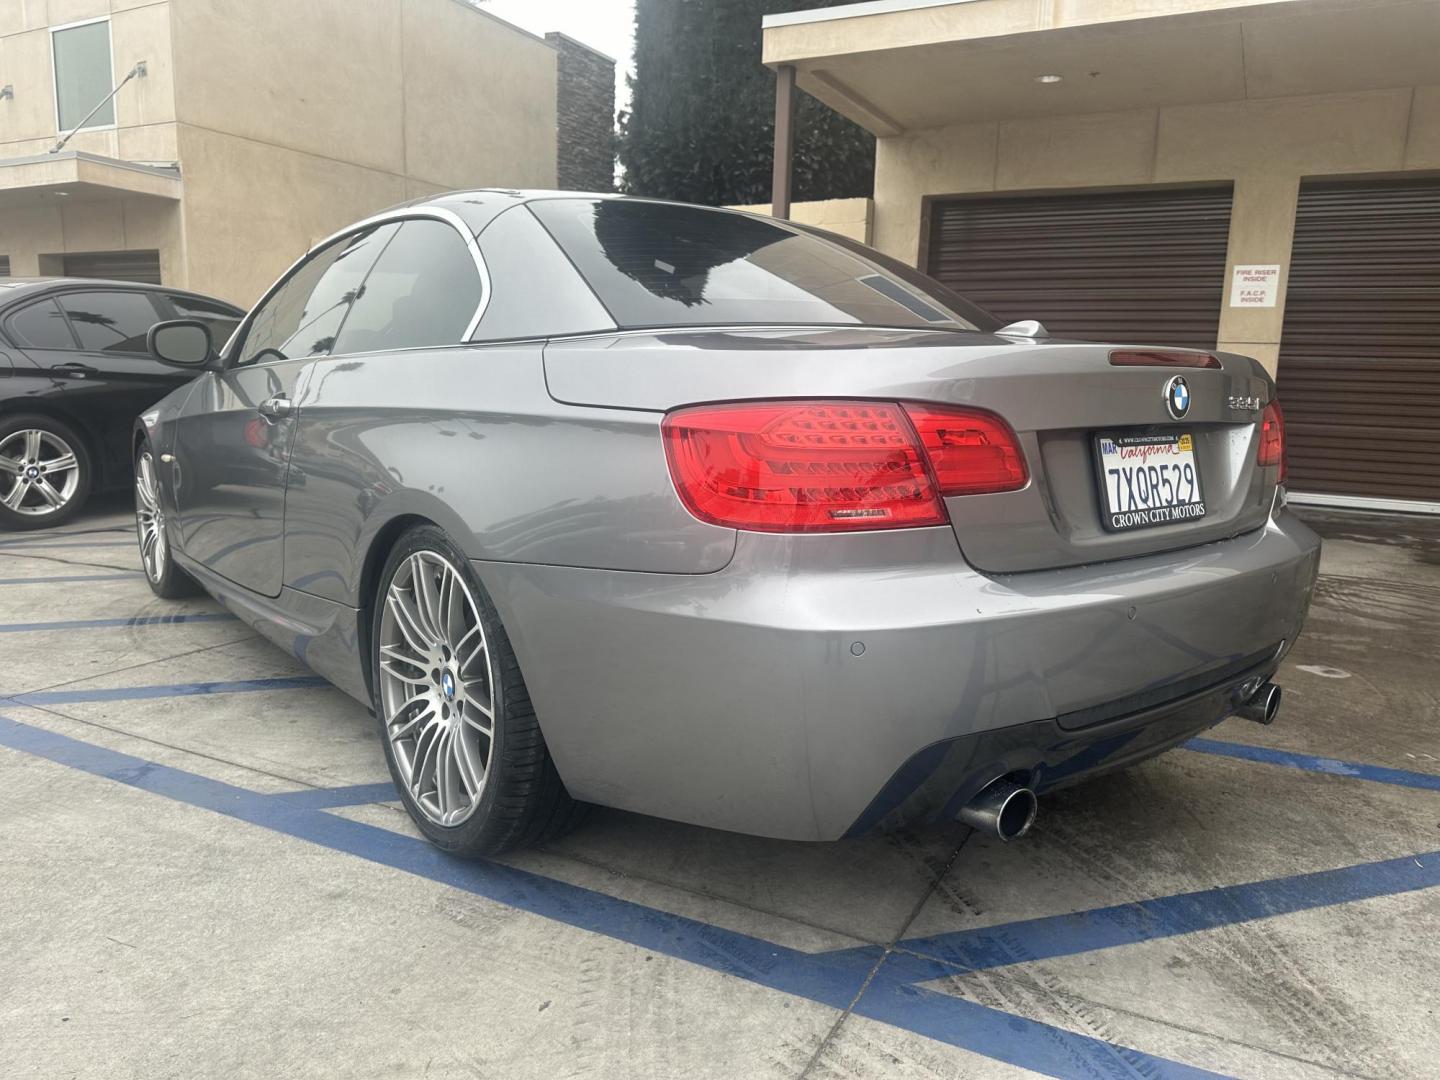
[1094, 431, 1206, 531]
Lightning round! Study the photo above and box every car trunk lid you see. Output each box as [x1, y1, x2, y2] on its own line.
[544, 327, 1277, 572]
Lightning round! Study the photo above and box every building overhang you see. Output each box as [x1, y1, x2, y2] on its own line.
[762, 0, 1440, 136]
[0, 151, 181, 211]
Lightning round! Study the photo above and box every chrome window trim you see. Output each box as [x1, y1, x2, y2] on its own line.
[225, 206, 492, 369]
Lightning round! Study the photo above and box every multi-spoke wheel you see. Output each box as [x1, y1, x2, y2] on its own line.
[373, 525, 584, 855]
[0, 416, 89, 529]
[134, 443, 200, 598]
[378, 549, 495, 827]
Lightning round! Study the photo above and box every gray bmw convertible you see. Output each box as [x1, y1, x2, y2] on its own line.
[136, 191, 1319, 855]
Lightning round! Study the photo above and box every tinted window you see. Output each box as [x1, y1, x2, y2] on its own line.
[59, 291, 162, 353]
[237, 224, 399, 366]
[8, 299, 77, 349]
[331, 219, 482, 355]
[167, 294, 243, 350]
[529, 199, 998, 332]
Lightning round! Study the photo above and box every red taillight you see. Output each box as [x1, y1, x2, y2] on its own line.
[1257, 400, 1286, 482]
[1109, 350, 1221, 369]
[904, 405, 1028, 497]
[661, 400, 1026, 533]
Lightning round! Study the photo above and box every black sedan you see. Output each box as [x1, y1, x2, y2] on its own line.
[0, 278, 243, 529]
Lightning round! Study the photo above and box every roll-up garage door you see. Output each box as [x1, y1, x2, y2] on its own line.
[1277, 179, 1440, 507]
[61, 250, 162, 284]
[925, 187, 1233, 350]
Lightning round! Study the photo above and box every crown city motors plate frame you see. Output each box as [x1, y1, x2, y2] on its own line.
[1090, 426, 1208, 532]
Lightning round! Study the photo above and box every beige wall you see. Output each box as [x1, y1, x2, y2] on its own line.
[1, 0, 558, 305]
[873, 85, 1440, 374]
[731, 198, 874, 243]
[168, 0, 558, 305]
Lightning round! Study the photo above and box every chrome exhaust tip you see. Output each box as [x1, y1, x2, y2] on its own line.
[1237, 682, 1282, 725]
[957, 778, 1037, 841]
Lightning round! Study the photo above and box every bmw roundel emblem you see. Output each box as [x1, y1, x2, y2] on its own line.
[1164, 375, 1191, 420]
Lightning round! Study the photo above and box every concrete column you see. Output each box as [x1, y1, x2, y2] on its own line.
[1215, 173, 1301, 376]
[772, 64, 796, 220]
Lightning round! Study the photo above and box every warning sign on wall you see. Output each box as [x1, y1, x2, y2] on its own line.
[1229, 264, 1281, 308]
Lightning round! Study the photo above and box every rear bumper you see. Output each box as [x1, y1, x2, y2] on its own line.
[476, 509, 1320, 841]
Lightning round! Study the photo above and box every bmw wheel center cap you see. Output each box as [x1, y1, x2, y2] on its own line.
[440, 671, 456, 700]
[1165, 375, 1191, 420]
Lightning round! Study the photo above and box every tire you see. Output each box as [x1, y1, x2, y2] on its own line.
[134, 443, 201, 599]
[0, 413, 92, 530]
[372, 524, 585, 856]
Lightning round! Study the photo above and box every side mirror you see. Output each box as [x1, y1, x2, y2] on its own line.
[148, 319, 215, 369]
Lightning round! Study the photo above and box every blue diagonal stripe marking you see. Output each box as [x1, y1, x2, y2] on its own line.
[0, 712, 1233, 1079]
[1184, 737, 1440, 791]
[8, 675, 330, 706]
[884, 848, 1440, 975]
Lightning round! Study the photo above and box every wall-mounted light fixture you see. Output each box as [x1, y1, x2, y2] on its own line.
[1034, 74, 1064, 84]
[0, 85, 13, 100]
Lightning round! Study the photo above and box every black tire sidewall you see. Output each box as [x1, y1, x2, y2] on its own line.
[0, 413, 92, 530]
[371, 524, 513, 854]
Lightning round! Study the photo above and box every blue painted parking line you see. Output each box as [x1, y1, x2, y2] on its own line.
[0, 539, 139, 549]
[874, 846, 1438, 977]
[1184, 737, 1440, 791]
[0, 528, 129, 547]
[8, 674, 329, 706]
[0, 612, 236, 634]
[269, 782, 397, 809]
[0, 572, 144, 585]
[0, 712, 1230, 1079]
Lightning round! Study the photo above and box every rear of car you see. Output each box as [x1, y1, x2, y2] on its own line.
[477, 198, 1320, 841]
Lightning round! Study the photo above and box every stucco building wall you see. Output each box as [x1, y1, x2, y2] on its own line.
[0, 0, 559, 306]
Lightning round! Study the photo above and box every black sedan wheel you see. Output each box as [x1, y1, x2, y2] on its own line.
[373, 525, 585, 856]
[0, 414, 90, 530]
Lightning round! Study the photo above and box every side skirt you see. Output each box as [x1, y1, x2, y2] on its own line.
[172, 551, 371, 707]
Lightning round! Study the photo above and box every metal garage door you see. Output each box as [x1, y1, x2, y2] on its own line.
[1277, 179, 1440, 507]
[0, 256, 10, 277]
[61, 250, 162, 284]
[924, 187, 1233, 350]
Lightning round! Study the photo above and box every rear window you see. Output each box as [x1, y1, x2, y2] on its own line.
[528, 199, 998, 333]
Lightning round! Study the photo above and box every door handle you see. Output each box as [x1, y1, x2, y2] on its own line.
[257, 394, 292, 419]
[52, 362, 98, 379]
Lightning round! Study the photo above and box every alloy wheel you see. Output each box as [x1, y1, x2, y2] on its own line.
[135, 451, 168, 582]
[378, 550, 495, 827]
[0, 428, 81, 517]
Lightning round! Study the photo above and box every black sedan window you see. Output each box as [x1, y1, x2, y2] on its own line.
[528, 199, 998, 332]
[8, 298, 77, 349]
[58, 291, 163, 354]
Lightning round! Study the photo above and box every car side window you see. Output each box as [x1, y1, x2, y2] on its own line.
[330, 219, 482, 355]
[7, 298, 78, 350]
[166, 294, 243, 351]
[58, 291, 164, 354]
[235, 224, 399, 366]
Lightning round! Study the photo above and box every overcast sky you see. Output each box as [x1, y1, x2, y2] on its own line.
[480, 0, 637, 115]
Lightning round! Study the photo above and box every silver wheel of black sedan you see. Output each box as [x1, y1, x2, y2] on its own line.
[378, 549, 496, 828]
[0, 427, 81, 519]
[135, 450, 168, 582]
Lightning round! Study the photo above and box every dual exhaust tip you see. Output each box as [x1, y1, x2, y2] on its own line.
[957, 681, 1283, 841]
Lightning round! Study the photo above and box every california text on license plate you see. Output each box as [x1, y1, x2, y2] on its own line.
[1095, 431, 1207, 531]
